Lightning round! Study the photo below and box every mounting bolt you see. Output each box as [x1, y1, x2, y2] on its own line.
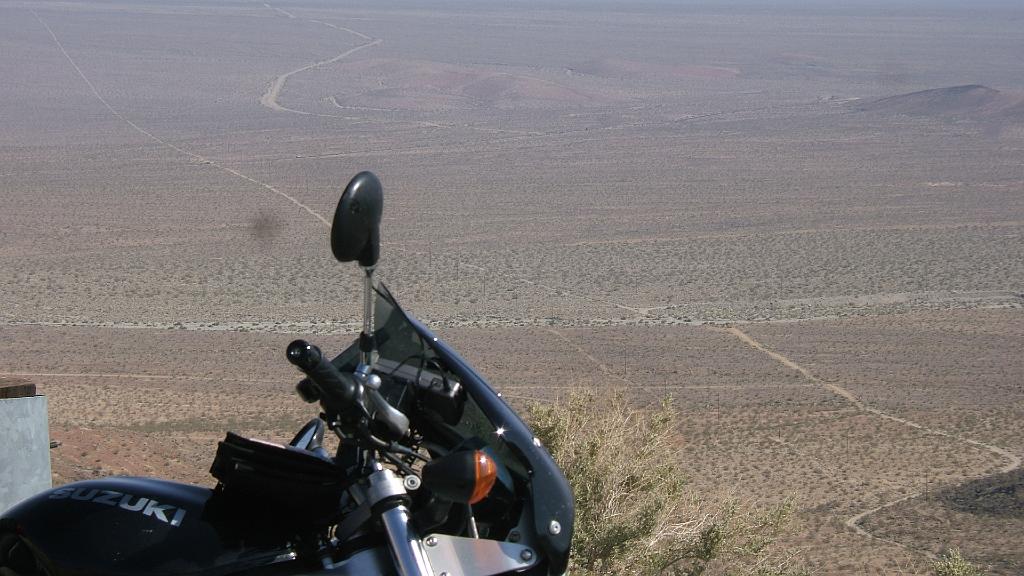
[548, 520, 561, 535]
[520, 549, 534, 562]
[404, 475, 421, 491]
[425, 536, 438, 547]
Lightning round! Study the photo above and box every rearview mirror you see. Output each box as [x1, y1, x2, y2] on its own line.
[331, 171, 383, 267]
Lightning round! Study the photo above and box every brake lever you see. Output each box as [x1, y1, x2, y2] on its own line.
[354, 368, 410, 440]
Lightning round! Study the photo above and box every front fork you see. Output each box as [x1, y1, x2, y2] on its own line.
[366, 467, 433, 576]
[321, 460, 541, 576]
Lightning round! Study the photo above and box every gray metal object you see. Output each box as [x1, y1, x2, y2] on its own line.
[380, 505, 433, 576]
[366, 469, 407, 506]
[361, 266, 377, 367]
[364, 468, 432, 576]
[0, 395, 52, 513]
[422, 534, 539, 576]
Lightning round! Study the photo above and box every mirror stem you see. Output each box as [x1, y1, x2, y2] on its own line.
[360, 265, 377, 367]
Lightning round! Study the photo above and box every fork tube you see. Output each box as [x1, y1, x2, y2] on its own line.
[380, 504, 432, 576]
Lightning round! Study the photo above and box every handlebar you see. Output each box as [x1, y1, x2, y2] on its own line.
[286, 340, 360, 416]
[287, 339, 409, 442]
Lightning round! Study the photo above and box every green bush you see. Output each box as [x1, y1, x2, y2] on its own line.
[932, 548, 986, 576]
[527, 389, 804, 576]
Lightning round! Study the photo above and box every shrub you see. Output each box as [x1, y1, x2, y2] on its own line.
[527, 389, 804, 576]
[932, 548, 986, 576]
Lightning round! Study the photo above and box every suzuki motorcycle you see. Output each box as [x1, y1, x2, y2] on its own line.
[0, 172, 574, 576]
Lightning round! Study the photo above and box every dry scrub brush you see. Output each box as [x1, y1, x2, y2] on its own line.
[527, 389, 804, 576]
[932, 548, 987, 576]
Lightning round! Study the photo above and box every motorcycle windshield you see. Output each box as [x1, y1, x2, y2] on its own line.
[336, 284, 573, 574]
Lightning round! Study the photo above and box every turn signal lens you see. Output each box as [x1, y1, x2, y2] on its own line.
[421, 448, 500, 504]
[469, 450, 497, 504]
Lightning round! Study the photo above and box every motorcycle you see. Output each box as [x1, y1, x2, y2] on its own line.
[0, 172, 574, 576]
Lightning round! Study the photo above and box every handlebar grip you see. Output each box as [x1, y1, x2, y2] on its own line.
[286, 340, 359, 414]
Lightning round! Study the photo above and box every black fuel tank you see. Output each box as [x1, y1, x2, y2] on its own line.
[2, 477, 294, 576]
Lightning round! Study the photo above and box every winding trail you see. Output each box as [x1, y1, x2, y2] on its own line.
[540, 327, 693, 405]
[711, 325, 1021, 551]
[262, 2, 295, 19]
[543, 326, 668, 404]
[260, 39, 382, 115]
[544, 327, 619, 378]
[258, 6, 543, 138]
[309, 19, 374, 41]
[258, 2, 380, 116]
[32, 11, 330, 227]
[718, 326, 864, 408]
[32, 5, 647, 332]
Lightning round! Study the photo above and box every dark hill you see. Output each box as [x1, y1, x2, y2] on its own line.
[855, 85, 1024, 123]
[940, 469, 1024, 520]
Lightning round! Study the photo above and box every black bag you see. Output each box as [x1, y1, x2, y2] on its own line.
[210, 432, 348, 525]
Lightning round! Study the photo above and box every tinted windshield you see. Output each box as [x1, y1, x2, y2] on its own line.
[325, 282, 573, 565]
[371, 284, 573, 570]
[371, 285, 529, 479]
[328, 283, 572, 570]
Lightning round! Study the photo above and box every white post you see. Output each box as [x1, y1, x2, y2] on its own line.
[0, 380, 52, 513]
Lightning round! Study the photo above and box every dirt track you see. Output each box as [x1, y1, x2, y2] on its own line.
[258, 2, 380, 116]
[715, 325, 1022, 555]
[32, 10, 331, 228]
[259, 39, 382, 116]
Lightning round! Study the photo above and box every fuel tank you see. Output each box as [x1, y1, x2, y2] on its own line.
[1, 476, 295, 576]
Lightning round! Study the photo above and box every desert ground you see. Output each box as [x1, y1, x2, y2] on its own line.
[1, 0, 1022, 573]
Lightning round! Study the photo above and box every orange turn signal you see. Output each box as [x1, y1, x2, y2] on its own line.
[469, 450, 498, 504]
[421, 448, 500, 504]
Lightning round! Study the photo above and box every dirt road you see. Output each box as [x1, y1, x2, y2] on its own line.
[714, 325, 1021, 554]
